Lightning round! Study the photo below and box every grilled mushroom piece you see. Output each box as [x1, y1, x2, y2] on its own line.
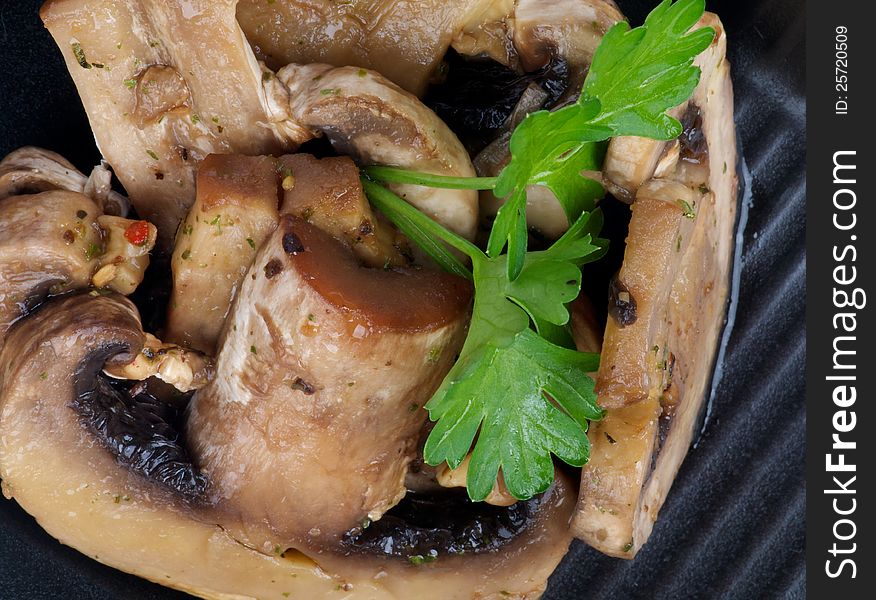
[0, 258, 573, 600]
[474, 0, 625, 238]
[166, 154, 280, 354]
[39, 0, 306, 249]
[0, 189, 154, 351]
[274, 63, 479, 240]
[187, 215, 472, 551]
[572, 13, 737, 557]
[0, 146, 130, 216]
[41, 0, 479, 248]
[603, 13, 726, 201]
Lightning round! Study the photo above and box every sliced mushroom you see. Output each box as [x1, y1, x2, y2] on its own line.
[572, 14, 737, 557]
[276, 64, 479, 240]
[187, 215, 472, 550]
[594, 180, 701, 409]
[39, 0, 306, 249]
[512, 0, 624, 74]
[0, 182, 157, 353]
[238, 0, 502, 96]
[1, 292, 575, 599]
[279, 154, 410, 269]
[0, 146, 129, 215]
[166, 154, 279, 354]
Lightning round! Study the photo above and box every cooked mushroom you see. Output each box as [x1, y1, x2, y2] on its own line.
[512, 0, 624, 74]
[275, 64, 479, 240]
[166, 154, 279, 354]
[186, 214, 472, 550]
[1, 272, 573, 600]
[572, 13, 737, 557]
[0, 146, 129, 215]
[39, 0, 306, 249]
[279, 154, 411, 268]
[40, 0, 480, 249]
[0, 190, 155, 347]
[238, 0, 502, 96]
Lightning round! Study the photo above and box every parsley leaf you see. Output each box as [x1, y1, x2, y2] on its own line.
[360, 0, 712, 501]
[490, 0, 714, 278]
[363, 179, 605, 500]
[426, 328, 601, 501]
[584, 0, 716, 138]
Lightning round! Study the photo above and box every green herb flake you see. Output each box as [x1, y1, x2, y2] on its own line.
[84, 243, 102, 261]
[124, 78, 138, 89]
[282, 594, 290, 599]
[71, 42, 91, 69]
[181, 249, 192, 260]
[408, 554, 437, 566]
[39, 372, 48, 381]
[262, 71, 273, 82]
[250, 345, 258, 355]
[623, 541, 634, 553]
[677, 198, 697, 219]
[212, 116, 220, 124]
[246, 237, 256, 249]
[183, 224, 193, 236]
[426, 346, 442, 363]
[320, 88, 340, 96]
[190, 114, 201, 124]
[146, 149, 159, 160]
[357, 68, 368, 78]
[116, 42, 122, 50]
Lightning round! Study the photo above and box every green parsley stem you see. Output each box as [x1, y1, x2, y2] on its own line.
[361, 179, 481, 279]
[363, 166, 498, 191]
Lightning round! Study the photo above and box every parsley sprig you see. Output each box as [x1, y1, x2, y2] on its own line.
[362, 0, 714, 501]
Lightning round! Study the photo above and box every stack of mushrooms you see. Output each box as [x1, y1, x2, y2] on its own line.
[0, 1, 737, 598]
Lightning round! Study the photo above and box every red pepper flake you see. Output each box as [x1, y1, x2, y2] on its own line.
[124, 221, 150, 246]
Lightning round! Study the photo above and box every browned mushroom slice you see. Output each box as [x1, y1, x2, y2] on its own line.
[1, 292, 574, 599]
[238, 0, 501, 96]
[512, 0, 624, 73]
[603, 14, 726, 200]
[572, 13, 737, 557]
[187, 215, 472, 551]
[277, 64, 479, 240]
[0, 146, 129, 215]
[278, 154, 410, 269]
[39, 0, 306, 249]
[593, 181, 701, 410]
[166, 154, 279, 354]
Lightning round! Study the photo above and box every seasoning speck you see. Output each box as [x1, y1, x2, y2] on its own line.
[246, 237, 256, 249]
[264, 259, 283, 279]
[250, 345, 258, 355]
[146, 149, 159, 160]
[71, 42, 91, 69]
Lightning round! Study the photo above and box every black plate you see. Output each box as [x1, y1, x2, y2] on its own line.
[0, 1, 805, 598]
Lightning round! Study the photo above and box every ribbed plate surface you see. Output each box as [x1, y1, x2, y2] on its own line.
[0, 0, 805, 598]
